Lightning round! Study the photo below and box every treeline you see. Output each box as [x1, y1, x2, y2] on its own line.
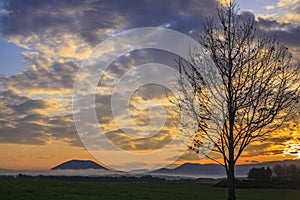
[0, 174, 209, 183]
[272, 164, 300, 180]
[247, 164, 300, 188]
[215, 164, 300, 189]
[248, 164, 300, 180]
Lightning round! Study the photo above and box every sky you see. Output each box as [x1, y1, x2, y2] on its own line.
[0, 0, 300, 170]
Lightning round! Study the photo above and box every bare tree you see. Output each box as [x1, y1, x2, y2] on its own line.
[173, 1, 300, 200]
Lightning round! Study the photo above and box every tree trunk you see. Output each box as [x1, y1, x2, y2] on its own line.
[227, 129, 236, 200]
[227, 159, 236, 200]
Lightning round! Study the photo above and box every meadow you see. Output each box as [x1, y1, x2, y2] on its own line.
[1, 177, 299, 200]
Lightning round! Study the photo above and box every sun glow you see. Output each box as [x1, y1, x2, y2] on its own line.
[284, 142, 300, 159]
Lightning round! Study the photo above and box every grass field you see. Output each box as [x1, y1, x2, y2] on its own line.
[1, 178, 300, 200]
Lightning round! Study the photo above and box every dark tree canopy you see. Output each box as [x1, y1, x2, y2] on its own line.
[273, 164, 300, 180]
[248, 167, 272, 183]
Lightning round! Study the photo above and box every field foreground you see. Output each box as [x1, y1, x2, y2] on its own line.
[1, 178, 299, 200]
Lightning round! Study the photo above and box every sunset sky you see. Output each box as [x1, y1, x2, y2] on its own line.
[0, 0, 300, 170]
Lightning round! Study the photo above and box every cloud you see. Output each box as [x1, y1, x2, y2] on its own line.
[0, 0, 219, 45]
[235, 11, 300, 51]
[48, 114, 82, 147]
[0, 124, 48, 145]
[254, 17, 300, 59]
[171, 150, 200, 161]
[2, 58, 79, 96]
[296, 5, 300, 13]
[104, 128, 175, 151]
[269, 136, 294, 143]
[0, 86, 80, 146]
[277, 0, 299, 8]
[0, 110, 49, 145]
[257, 17, 290, 30]
[0, 0, 96, 37]
[0, 0, 299, 167]
[262, 0, 300, 23]
[9, 99, 46, 113]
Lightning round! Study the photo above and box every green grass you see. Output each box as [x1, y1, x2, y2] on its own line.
[0, 178, 299, 200]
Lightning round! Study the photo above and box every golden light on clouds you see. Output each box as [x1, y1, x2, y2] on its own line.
[284, 143, 300, 158]
[218, 0, 231, 6]
[262, 0, 300, 23]
[0, 0, 299, 170]
[277, 0, 300, 7]
[283, 123, 300, 159]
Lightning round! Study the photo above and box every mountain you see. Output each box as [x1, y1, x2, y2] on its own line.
[152, 163, 225, 177]
[51, 160, 109, 170]
[151, 160, 300, 178]
[129, 169, 150, 173]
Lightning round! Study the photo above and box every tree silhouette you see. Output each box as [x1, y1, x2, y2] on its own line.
[273, 164, 300, 180]
[248, 167, 272, 184]
[173, 1, 300, 199]
[273, 164, 286, 179]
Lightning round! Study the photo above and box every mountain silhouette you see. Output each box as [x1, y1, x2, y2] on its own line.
[51, 160, 109, 170]
[152, 163, 225, 177]
[151, 160, 300, 177]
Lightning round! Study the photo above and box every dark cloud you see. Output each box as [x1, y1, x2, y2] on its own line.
[0, 90, 31, 121]
[0, 0, 219, 43]
[257, 17, 300, 47]
[268, 149, 284, 155]
[3, 58, 79, 91]
[244, 143, 272, 157]
[48, 114, 82, 147]
[268, 136, 293, 143]
[0, 108, 82, 146]
[0, 86, 81, 146]
[0, 0, 96, 36]
[0, 120, 48, 145]
[9, 99, 45, 113]
[131, 83, 173, 101]
[227, 11, 300, 50]
[105, 128, 173, 151]
[295, 5, 300, 14]
[239, 11, 256, 22]
[258, 17, 290, 30]
[103, 0, 218, 34]
[1, 0, 299, 55]
[107, 49, 179, 78]
[18, 113, 47, 123]
[0, 88, 27, 105]
[244, 160, 259, 163]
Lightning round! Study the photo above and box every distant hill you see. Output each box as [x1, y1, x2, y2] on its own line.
[129, 169, 150, 173]
[152, 163, 225, 177]
[50, 159, 300, 176]
[151, 160, 300, 178]
[51, 160, 109, 170]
